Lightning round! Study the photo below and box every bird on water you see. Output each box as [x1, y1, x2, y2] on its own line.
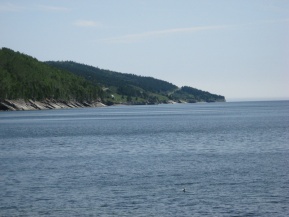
[182, 188, 186, 192]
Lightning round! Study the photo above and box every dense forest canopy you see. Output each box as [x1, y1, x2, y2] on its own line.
[171, 86, 225, 102]
[0, 48, 102, 101]
[45, 61, 178, 93]
[46, 61, 225, 103]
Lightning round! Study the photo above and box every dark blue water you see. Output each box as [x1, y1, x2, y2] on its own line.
[0, 101, 288, 216]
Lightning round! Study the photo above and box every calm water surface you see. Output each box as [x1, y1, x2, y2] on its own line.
[0, 101, 289, 216]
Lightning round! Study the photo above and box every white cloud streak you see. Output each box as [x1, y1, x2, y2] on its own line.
[74, 20, 102, 27]
[39, 5, 70, 12]
[101, 25, 229, 43]
[100, 19, 289, 44]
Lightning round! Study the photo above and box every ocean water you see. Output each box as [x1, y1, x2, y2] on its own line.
[0, 101, 288, 216]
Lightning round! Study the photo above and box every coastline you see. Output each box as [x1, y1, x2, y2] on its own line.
[0, 99, 106, 111]
[0, 98, 226, 112]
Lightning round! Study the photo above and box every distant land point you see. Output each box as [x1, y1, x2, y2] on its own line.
[0, 47, 225, 111]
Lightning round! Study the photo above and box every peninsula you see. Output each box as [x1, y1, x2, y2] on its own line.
[0, 48, 225, 111]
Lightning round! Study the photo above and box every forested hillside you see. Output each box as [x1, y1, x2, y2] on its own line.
[0, 48, 102, 101]
[0, 47, 225, 110]
[45, 61, 179, 104]
[46, 61, 225, 104]
[171, 86, 225, 103]
[45, 61, 178, 93]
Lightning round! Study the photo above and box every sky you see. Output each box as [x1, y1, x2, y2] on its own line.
[1, 0, 288, 101]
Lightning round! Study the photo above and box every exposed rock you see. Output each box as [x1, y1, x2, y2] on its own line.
[167, 100, 177, 104]
[0, 99, 106, 111]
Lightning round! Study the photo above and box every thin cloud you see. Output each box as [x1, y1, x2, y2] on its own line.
[101, 25, 229, 43]
[39, 5, 70, 12]
[100, 19, 289, 44]
[74, 20, 102, 27]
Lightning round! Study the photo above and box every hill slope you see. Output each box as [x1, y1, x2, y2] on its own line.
[46, 61, 225, 104]
[45, 61, 178, 93]
[171, 86, 225, 103]
[0, 48, 103, 102]
[0, 48, 225, 111]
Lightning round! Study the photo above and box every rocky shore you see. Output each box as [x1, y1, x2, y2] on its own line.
[0, 99, 106, 111]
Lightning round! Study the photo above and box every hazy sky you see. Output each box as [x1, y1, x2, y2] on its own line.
[1, 0, 288, 101]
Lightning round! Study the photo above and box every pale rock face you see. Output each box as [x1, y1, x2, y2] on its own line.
[0, 99, 106, 111]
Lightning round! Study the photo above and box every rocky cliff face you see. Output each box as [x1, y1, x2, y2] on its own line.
[0, 99, 106, 111]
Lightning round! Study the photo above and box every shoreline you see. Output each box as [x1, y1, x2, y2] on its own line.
[0, 99, 106, 111]
[0, 99, 226, 112]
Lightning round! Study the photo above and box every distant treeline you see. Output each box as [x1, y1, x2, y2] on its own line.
[171, 86, 225, 102]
